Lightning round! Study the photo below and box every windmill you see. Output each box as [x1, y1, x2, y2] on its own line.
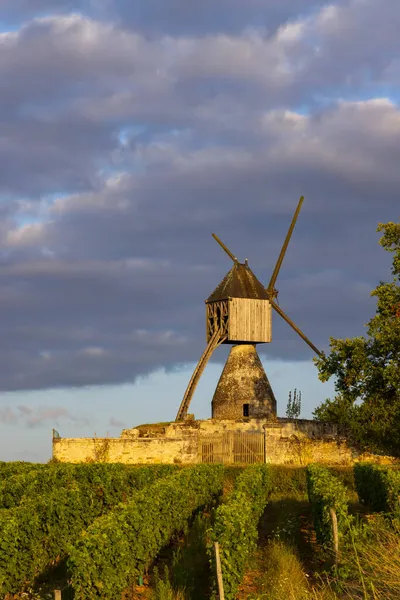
[175, 196, 321, 422]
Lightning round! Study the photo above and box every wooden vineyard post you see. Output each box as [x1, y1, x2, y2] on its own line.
[214, 541, 225, 600]
[54, 591, 62, 600]
[330, 507, 339, 565]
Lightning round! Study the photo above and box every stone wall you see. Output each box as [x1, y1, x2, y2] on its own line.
[52, 418, 399, 466]
[52, 435, 199, 464]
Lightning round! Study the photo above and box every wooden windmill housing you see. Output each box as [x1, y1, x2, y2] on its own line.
[175, 196, 321, 423]
[206, 261, 272, 344]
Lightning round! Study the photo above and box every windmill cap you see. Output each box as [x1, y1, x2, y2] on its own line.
[206, 262, 269, 302]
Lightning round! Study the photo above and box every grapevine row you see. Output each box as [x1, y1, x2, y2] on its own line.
[0, 462, 159, 509]
[0, 464, 176, 595]
[68, 464, 224, 600]
[0, 460, 44, 482]
[354, 463, 400, 514]
[209, 464, 271, 600]
[306, 464, 353, 552]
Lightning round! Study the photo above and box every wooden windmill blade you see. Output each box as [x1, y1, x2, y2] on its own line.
[269, 299, 322, 356]
[175, 329, 227, 421]
[267, 196, 304, 298]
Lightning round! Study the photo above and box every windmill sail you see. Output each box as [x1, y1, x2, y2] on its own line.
[267, 196, 304, 298]
[270, 299, 321, 356]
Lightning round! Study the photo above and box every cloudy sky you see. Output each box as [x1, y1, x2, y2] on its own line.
[1, 0, 399, 461]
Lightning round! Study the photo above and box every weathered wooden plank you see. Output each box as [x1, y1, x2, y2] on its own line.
[229, 298, 271, 343]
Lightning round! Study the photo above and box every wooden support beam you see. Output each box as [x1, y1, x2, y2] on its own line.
[176, 329, 226, 421]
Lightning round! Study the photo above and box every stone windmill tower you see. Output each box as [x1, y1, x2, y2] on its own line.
[175, 196, 321, 421]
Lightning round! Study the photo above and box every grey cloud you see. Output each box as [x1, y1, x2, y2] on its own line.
[2, 6, 397, 121]
[1, 1, 334, 35]
[1, 5, 399, 198]
[103, 0, 338, 37]
[1, 1, 80, 24]
[306, 1, 400, 84]
[0, 404, 89, 428]
[0, 407, 18, 425]
[0, 2, 399, 393]
[109, 416, 125, 427]
[0, 244, 390, 391]
[0, 116, 113, 197]
[19, 406, 90, 428]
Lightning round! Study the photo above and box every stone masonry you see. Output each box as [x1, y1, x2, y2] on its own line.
[52, 418, 399, 466]
[211, 344, 277, 419]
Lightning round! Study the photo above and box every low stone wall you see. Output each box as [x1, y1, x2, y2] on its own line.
[52, 435, 199, 464]
[52, 418, 399, 466]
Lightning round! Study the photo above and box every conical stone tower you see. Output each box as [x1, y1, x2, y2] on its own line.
[211, 344, 277, 419]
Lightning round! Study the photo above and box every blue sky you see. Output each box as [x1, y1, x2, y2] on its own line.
[0, 0, 399, 462]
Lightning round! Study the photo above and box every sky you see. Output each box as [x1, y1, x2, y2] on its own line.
[0, 0, 399, 462]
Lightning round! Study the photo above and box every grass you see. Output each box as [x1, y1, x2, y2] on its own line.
[244, 540, 337, 600]
[151, 567, 186, 600]
[237, 481, 327, 599]
[325, 515, 400, 599]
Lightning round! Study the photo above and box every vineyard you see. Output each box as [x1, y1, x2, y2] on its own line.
[0, 461, 399, 599]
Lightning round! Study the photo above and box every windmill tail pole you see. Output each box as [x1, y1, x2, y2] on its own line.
[212, 233, 238, 263]
[175, 330, 226, 421]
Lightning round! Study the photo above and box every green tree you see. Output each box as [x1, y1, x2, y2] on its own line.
[286, 389, 302, 418]
[313, 221, 400, 456]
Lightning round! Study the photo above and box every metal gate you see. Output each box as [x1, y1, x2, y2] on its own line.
[199, 431, 265, 464]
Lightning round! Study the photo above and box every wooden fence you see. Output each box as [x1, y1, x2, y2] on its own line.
[199, 431, 265, 464]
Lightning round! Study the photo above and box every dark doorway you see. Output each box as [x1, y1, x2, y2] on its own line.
[243, 403, 249, 417]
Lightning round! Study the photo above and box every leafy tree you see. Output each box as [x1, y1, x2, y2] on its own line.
[313, 221, 400, 456]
